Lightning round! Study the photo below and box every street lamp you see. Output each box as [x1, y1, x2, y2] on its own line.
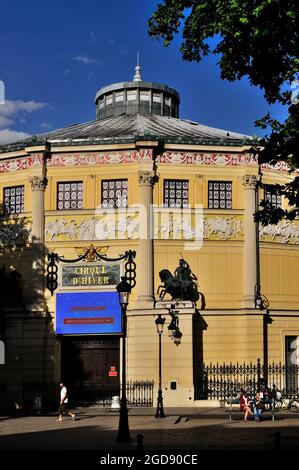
[155, 314, 166, 418]
[116, 276, 132, 442]
[168, 312, 177, 340]
[167, 306, 183, 346]
[173, 326, 183, 346]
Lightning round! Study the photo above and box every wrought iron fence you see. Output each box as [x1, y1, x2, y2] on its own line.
[22, 380, 154, 410]
[195, 360, 299, 400]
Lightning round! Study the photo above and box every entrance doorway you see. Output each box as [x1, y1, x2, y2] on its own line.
[61, 336, 120, 405]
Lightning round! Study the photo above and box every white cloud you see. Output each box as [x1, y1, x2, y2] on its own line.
[0, 99, 48, 117]
[40, 122, 52, 129]
[0, 99, 49, 145]
[0, 115, 14, 128]
[72, 55, 100, 65]
[0, 128, 31, 144]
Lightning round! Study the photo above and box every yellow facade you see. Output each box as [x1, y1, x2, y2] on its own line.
[0, 139, 298, 407]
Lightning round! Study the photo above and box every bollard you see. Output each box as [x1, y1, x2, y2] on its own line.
[33, 396, 42, 415]
[137, 434, 144, 452]
[272, 397, 275, 421]
[111, 396, 120, 410]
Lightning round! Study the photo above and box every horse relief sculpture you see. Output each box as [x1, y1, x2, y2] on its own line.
[157, 259, 205, 308]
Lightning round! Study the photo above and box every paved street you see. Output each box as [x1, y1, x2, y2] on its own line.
[1, 406, 299, 459]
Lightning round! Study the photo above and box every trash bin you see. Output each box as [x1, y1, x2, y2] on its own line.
[33, 396, 42, 415]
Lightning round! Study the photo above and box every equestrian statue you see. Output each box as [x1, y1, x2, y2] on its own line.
[157, 258, 206, 309]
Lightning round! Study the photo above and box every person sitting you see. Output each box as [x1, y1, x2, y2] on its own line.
[253, 389, 265, 421]
[240, 390, 253, 422]
[263, 386, 273, 410]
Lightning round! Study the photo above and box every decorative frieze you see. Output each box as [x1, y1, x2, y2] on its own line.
[158, 152, 258, 166]
[0, 154, 43, 173]
[0, 150, 293, 173]
[259, 220, 299, 244]
[45, 213, 244, 242]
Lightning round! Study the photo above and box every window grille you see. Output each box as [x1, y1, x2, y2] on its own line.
[208, 181, 232, 209]
[3, 185, 24, 214]
[101, 179, 128, 208]
[264, 184, 282, 209]
[57, 181, 83, 210]
[163, 180, 189, 208]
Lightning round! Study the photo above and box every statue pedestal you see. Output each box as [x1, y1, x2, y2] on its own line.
[126, 301, 201, 407]
[155, 300, 194, 310]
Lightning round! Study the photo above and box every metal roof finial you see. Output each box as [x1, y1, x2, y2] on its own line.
[133, 51, 142, 82]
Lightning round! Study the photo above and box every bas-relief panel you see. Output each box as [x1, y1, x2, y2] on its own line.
[259, 220, 299, 244]
[45, 212, 299, 245]
[45, 213, 245, 242]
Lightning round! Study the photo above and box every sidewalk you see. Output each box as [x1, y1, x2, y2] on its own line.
[1, 406, 299, 453]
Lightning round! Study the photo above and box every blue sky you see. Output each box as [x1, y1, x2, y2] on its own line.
[0, 0, 288, 144]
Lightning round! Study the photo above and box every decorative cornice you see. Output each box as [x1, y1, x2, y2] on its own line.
[0, 154, 43, 173]
[157, 152, 258, 166]
[0, 150, 293, 174]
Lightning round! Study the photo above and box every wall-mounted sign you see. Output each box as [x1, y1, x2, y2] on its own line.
[56, 291, 122, 335]
[108, 366, 118, 377]
[60, 263, 120, 289]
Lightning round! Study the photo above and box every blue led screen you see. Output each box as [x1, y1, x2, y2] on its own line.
[56, 291, 122, 335]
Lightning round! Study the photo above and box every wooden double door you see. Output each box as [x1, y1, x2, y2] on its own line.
[61, 336, 120, 384]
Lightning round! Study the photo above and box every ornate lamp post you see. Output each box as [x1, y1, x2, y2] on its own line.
[154, 305, 183, 418]
[116, 276, 132, 442]
[167, 306, 183, 346]
[155, 314, 166, 418]
[46, 246, 136, 442]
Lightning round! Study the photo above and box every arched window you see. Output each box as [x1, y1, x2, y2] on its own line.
[0, 340, 5, 365]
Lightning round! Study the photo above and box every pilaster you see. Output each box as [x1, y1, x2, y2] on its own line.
[243, 174, 258, 308]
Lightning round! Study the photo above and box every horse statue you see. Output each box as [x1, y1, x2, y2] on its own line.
[157, 259, 206, 309]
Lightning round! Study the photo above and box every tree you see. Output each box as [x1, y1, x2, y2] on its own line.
[148, 0, 299, 224]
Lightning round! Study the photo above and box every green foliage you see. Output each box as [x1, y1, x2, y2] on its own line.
[149, 0, 299, 225]
[149, 0, 299, 104]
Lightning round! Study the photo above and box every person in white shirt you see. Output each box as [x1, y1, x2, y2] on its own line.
[57, 382, 76, 422]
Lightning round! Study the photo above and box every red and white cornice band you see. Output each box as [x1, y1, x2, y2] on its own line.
[0, 150, 290, 173]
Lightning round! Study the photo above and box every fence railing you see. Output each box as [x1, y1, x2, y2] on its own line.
[195, 360, 299, 400]
[22, 380, 154, 410]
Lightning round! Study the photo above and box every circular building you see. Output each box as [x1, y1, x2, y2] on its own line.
[0, 64, 298, 409]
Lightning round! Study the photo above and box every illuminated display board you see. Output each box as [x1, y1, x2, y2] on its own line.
[56, 291, 122, 335]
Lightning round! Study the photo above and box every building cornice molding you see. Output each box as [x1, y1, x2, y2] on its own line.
[0, 148, 293, 174]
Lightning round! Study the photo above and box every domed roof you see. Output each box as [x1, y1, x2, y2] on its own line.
[0, 64, 253, 151]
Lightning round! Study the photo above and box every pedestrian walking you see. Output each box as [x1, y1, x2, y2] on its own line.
[57, 382, 76, 422]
